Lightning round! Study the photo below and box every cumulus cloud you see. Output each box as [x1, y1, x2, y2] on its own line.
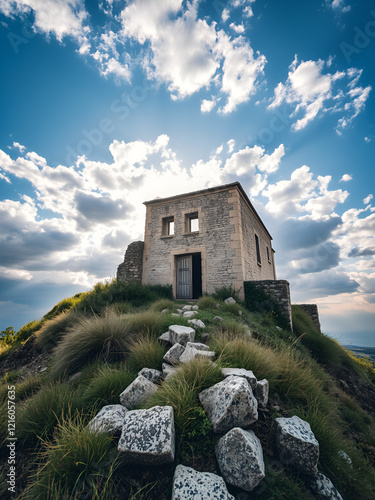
[340, 174, 352, 182]
[12, 141, 25, 152]
[269, 56, 371, 131]
[0, 0, 89, 41]
[327, 0, 351, 13]
[363, 194, 373, 205]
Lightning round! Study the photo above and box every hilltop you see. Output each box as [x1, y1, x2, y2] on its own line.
[0, 281, 375, 499]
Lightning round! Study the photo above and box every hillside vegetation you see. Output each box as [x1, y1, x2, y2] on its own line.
[0, 280, 374, 499]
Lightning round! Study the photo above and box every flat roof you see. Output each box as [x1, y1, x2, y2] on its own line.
[143, 181, 272, 240]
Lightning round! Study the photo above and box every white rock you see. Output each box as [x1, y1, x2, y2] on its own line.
[138, 368, 162, 384]
[255, 379, 269, 408]
[179, 345, 215, 364]
[214, 316, 224, 322]
[186, 341, 210, 351]
[119, 375, 158, 409]
[337, 450, 353, 467]
[188, 319, 206, 329]
[182, 305, 193, 311]
[88, 405, 127, 436]
[192, 305, 199, 310]
[118, 406, 175, 464]
[169, 325, 195, 345]
[199, 376, 258, 433]
[176, 308, 184, 314]
[224, 297, 236, 304]
[221, 368, 257, 390]
[164, 343, 185, 365]
[275, 415, 319, 475]
[171, 313, 180, 317]
[216, 428, 265, 492]
[310, 473, 343, 500]
[183, 310, 198, 318]
[172, 464, 234, 500]
[162, 362, 178, 380]
[158, 331, 171, 346]
[276, 326, 282, 331]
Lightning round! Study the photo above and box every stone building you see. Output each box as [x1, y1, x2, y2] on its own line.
[117, 182, 276, 301]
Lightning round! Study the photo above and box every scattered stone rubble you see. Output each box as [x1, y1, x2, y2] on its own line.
[85, 306, 342, 498]
[172, 465, 234, 500]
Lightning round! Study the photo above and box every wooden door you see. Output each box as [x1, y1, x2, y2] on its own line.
[176, 255, 192, 299]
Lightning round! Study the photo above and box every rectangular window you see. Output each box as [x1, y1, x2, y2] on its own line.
[162, 216, 174, 236]
[185, 212, 199, 233]
[266, 246, 270, 262]
[255, 234, 261, 265]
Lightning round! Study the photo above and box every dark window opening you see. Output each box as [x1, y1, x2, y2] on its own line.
[266, 246, 270, 262]
[255, 234, 261, 265]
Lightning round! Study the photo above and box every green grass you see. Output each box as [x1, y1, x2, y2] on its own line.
[127, 338, 166, 373]
[150, 298, 176, 312]
[25, 414, 118, 500]
[196, 296, 218, 310]
[83, 365, 135, 407]
[35, 309, 83, 350]
[52, 312, 136, 376]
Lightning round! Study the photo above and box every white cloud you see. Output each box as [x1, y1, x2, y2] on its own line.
[218, 33, 266, 114]
[0, 0, 89, 41]
[201, 96, 217, 113]
[364, 194, 373, 205]
[328, 0, 351, 13]
[12, 141, 25, 153]
[229, 23, 245, 34]
[262, 166, 349, 219]
[222, 8, 230, 22]
[269, 56, 370, 131]
[340, 174, 352, 182]
[227, 139, 236, 153]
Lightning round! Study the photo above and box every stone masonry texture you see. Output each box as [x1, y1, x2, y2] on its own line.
[117, 241, 144, 283]
[296, 304, 321, 332]
[249, 280, 293, 330]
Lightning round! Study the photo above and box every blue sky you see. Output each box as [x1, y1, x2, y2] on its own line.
[0, 0, 374, 346]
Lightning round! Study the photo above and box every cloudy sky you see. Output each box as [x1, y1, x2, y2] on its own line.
[0, 0, 374, 346]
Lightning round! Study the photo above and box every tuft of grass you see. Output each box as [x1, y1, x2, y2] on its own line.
[83, 365, 135, 407]
[26, 414, 118, 500]
[14, 319, 44, 343]
[212, 285, 241, 302]
[35, 309, 82, 350]
[150, 298, 176, 312]
[197, 296, 218, 310]
[52, 312, 135, 376]
[127, 338, 166, 373]
[221, 301, 243, 316]
[103, 302, 135, 316]
[145, 358, 222, 433]
[15, 375, 42, 401]
[17, 383, 88, 446]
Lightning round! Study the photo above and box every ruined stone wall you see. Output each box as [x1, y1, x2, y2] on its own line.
[142, 187, 241, 296]
[239, 194, 276, 281]
[247, 280, 292, 330]
[117, 241, 144, 283]
[296, 304, 321, 332]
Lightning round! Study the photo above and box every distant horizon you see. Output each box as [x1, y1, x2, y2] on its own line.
[0, 1, 374, 347]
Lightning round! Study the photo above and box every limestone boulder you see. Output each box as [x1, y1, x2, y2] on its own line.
[88, 405, 127, 436]
[172, 464, 234, 500]
[192, 305, 199, 310]
[169, 325, 195, 345]
[255, 379, 269, 408]
[310, 473, 343, 500]
[215, 427, 265, 492]
[188, 319, 206, 329]
[138, 368, 162, 384]
[183, 311, 198, 318]
[162, 362, 178, 380]
[119, 375, 158, 409]
[182, 305, 193, 311]
[275, 415, 319, 475]
[161, 308, 169, 314]
[214, 316, 224, 322]
[118, 406, 175, 464]
[224, 297, 236, 304]
[164, 343, 185, 365]
[200, 333, 209, 343]
[199, 375, 258, 433]
[221, 368, 257, 390]
[186, 341, 209, 351]
[180, 344, 215, 364]
[158, 331, 171, 346]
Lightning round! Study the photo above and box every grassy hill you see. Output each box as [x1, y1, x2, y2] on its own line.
[0, 280, 374, 499]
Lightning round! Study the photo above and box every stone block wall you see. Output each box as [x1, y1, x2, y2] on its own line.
[117, 241, 144, 283]
[247, 280, 292, 330]
[295, 304, 321, 332]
